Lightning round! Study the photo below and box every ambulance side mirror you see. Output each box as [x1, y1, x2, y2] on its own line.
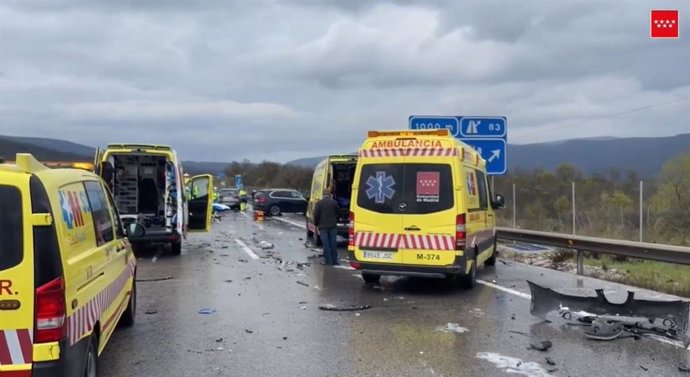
[492, 194, 505, 210]
[126, 223, 146, 238]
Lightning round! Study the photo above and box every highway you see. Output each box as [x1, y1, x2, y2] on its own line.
[99, 211, 690, 377]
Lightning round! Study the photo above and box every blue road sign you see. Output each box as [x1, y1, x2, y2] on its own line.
[409, 116, 459, 137]
[235, 174, 243, 189]
[461, 139, 507, 175]
[458, 116, 507, 138]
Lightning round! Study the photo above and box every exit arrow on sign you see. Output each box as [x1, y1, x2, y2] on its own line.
[488, 149, 501, 162]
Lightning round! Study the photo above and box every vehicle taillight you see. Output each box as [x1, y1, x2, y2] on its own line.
[350, 261, 361, 270]
[35, 277, 66, 343]
[348, 211, 355, 247]
[455, 214, 466, 250]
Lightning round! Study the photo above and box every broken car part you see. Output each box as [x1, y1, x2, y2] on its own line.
[527, 281, 690, 347]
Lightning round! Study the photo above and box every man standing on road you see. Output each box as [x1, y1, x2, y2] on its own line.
[313, 190, 340, 266]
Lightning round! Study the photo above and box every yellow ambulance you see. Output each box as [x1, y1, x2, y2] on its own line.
[94, 144, 214, 255]
[0, 154, 141, 377]
[306, 154, 358, 245]
[348, 129, 504, 287]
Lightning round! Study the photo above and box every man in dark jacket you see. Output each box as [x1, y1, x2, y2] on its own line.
[313, 190, 340, 265]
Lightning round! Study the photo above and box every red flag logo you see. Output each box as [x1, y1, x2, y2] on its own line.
[417, 172, 440, 196]
[651, 10, 679, 38]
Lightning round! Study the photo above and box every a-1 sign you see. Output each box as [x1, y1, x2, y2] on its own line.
[409, 115, 507, 175]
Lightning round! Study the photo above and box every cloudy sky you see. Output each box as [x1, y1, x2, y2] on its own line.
[1, 0, 689, 163]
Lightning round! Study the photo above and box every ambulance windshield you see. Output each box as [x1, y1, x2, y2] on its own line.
[0, 185, 23, 271]
[357, 163, 453, 215]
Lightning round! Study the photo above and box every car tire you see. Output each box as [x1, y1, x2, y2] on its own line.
[84, 334, 99, 377]
[171, 240, 182, 256]
[119, 279, 136, 327]
[269, 205, 281, 216]
[362, 273, 381, 284]
[459, 257, 477, 289]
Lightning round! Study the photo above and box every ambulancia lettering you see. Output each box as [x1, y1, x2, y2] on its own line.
[0, 280, 14, 296]
[371, 140, 442, 149]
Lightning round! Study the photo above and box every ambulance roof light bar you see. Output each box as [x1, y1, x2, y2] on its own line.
[367, 129, 450, 138]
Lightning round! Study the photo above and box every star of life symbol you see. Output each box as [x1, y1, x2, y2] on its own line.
[365, 171, 396, 204]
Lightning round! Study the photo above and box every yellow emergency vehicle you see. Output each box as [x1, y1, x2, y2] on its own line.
[0, 154, 142, 377]
[306, 154, 358, 245]
[94, 144, 214, 255]
[348, 129, 505, 287]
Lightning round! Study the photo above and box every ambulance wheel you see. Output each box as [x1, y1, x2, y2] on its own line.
[84, 334, 99, 377]
[269, 205, 281, 216]
[362, 273, 381, 284]
[459, 258, 477, 289]
[120, 279, 136, 327]
[171, 240, 182, 256]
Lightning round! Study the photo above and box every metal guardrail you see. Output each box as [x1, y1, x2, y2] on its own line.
[495, 227, 690, 274]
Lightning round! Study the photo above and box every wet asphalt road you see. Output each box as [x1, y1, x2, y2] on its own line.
[99, 211, 690, 377]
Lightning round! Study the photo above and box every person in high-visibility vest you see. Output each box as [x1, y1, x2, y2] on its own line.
[213, 187, 219, 203]
[239, 188, 248, 211]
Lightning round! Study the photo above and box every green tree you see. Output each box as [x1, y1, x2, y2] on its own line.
[651, 153, 690, 244]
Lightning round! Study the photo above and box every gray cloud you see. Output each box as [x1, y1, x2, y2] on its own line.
[0, 0, 688, 164]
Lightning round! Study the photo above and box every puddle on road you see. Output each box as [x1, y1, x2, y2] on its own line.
[476, 352, 552, 377]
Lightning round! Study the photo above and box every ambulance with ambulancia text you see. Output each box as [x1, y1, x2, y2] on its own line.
[348, 129, 505, 287]
[0, 154, 141, 377]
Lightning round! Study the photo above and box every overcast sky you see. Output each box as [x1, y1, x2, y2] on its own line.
[1, 0, 689, 162]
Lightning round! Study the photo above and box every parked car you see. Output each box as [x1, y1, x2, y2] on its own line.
[219, 188, 241, 210]
[253, 188, 308, 216]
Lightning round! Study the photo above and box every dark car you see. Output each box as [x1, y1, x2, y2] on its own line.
[253, 188, 307, 216]
[219, 188, 241, 210]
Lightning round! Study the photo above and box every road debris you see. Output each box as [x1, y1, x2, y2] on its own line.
[198, 308, 216, 315]
[245, 329, 254, 334]
[224, 280, 233, 283]
[477, 352, 552, 377]
[216, 338, 223, 343]
[527, 280, 690, 347]
[529, 340, 553, 352]
[145, 309, 158, 315]
[259, 241, 275, 250]
[238, 259, 248, 263]
[296, 281, 310, 287]
[318, 304, 373, 312]
[640, 366, 649, 371]
[545, 357, 556, 366]
[436, 323, 470, 334]
[679, 364, 690, 373]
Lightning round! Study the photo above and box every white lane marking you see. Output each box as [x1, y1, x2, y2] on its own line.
[334, 265, 355, 271]
[241, 211, 249, 218]
[477, 279, 532, 300]
[234, 238, 259, 260]
[152, 248, 163, 263]
[273, 216, 306, 229]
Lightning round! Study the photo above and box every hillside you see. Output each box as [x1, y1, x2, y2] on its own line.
[287, 134, 690, 177]
[0, 136, 89, 161]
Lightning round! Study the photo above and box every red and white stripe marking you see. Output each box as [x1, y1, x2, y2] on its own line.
[355, 232, 455, 251]
[67, 257, 136, 346]
[0, 329, 33, 366]
[359, 148, 458, 158]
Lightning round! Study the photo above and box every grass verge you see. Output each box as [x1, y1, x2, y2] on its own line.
[584, 256, 690, 298]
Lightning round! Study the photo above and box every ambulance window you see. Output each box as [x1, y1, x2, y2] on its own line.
[475, 170, 489, 210]
[357, 164, 405, 214]
[0, 186, 23, 270]
[402, 164, 454, 214]
[84, 181, 115, 246]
